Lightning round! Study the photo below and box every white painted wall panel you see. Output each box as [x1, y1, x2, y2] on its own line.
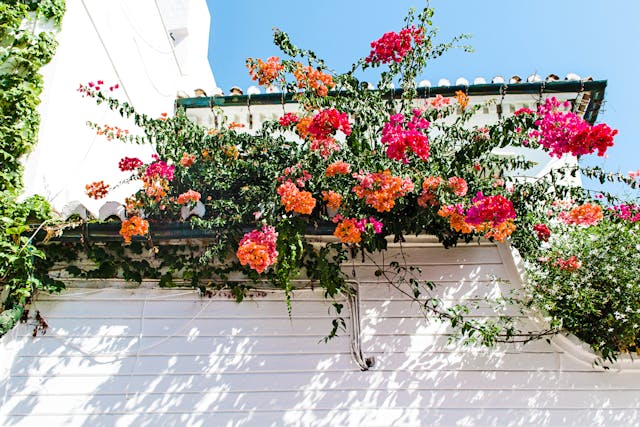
[2, 242, 640, 427]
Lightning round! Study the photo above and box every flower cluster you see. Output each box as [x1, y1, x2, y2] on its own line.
[437, 204, 474, 234]
[119, 216, 149, 243]
[180, 153, 196, 167]
[353, 170, 414, 212]
[322, 190, 343, 209]
[514, 107, 534, 116]
[531, 97, 617, 158]
[293, 64, 335, 97]
[440, 192, 517, 242]
[428, 94, 450, 109]
[333, 216, 384, 244]
[142, 176, 169, 201]
[301, 109, 351, 158]
[325, 161, 351, 177]
[333, 218, 362, 244]
[85, 181, 109, 199]
[295, 116, 313, 140]
[448, 177, 468, 197]
[381, 110, 430, 162]
[77, 80, 119, 96]
[236, 225, 279, 273]
[465, 193, 517, 228]
[365, 25, 424, 64]
[277, 181, 316, 215]
[277, 164, 312, 188]
[222, 145, 239, 160]
[246, 56, 284, 86]
[455, 90, 469, 110]
[118, 157, 143, 173]
[177, 190, 201, 205]
[559, 203, 603, 226]
[533, 223, 551, 241]
[307, 109, 351, 140]
[145, 157, 175, 181]
[228, 122, 245, 130]
[279, 113, 299, 127]
[94, 124, 129, 141]
[417, 176, 443, 207]
[124, 196, 143, 214]
[553, 255, 581, 271]
[609, 204, 640, 222]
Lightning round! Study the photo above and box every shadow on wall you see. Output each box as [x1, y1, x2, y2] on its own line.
[1, 257, 640, 426]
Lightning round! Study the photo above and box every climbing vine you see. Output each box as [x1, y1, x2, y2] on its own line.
[0, 1, 66, 335]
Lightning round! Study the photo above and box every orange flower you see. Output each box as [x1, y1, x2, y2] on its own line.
[236, 225, 278, 274]
[326, 161, 351, 177]
[293, 64, 335, 97]
[236, 241, 272, 273]
[229, 121, 245, 130]
[333, 218, 362, 244]
[423, 176, 443, 190]
[352, 170, 414, 213]
[296, 116, 313, 140]
[85, 181, 109, 199]
[476, 219, 516, 242]
[455, 90, 469, 110]
[142, 175, 169, 201]
[448, 176, 468, 197]
[177, 189, 201, 205]
[180, 153, 196, 167]
[246, 56, 284, 86]
[322, 190, 343, 209]
[222, 145, 239, 159]
[559, 203, 603, 226]
[438, 205, 474, 234]
[119, 216, 149, 243]
[277, 181, 316, 215]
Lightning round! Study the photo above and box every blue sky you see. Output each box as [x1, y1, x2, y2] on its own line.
[206, 0, 639, 197]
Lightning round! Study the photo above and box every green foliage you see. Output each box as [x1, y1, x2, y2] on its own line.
[525, 217, 640, 362]
[0, 1, 65, 333]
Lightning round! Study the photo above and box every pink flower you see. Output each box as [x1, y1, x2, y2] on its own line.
[447, 177, 468, 197]
[554, 255, 581, 271]
[118, 157, 143, 172]
[514, 107, 534, 116]
[609, 204, 640, 223]
[465, 192, 516, 227]
[533, 223, 551, 241]
[365, 26, 424, 64]
[428, 94, 450, 109]
[145, 159, 175, 181]
[307, 108, 351, 140]
[381, 110, 430, 162]
[530, 97, 617, 158]
[279, 112, 299, 127]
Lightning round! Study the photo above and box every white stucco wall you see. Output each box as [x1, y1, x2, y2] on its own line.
[1, 241, 638, 426]
[22, 0, 215, 214]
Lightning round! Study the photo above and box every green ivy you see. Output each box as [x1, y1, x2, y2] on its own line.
[0, 1, 66, 336]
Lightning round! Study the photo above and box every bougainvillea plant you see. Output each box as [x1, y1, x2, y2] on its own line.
[64, 7, 639, 360]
